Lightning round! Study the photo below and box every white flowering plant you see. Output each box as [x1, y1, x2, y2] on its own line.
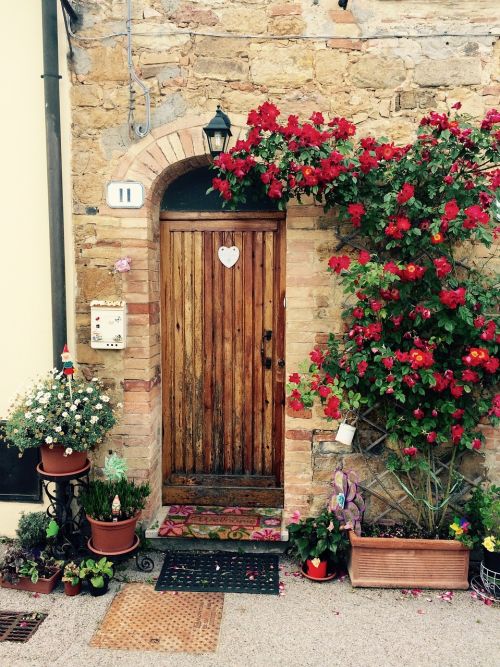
[4, 370, 117, 455]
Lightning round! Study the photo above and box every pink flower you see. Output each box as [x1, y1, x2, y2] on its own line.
[114, 256, 132, 273]
[251, 528, 280, 541]
[290, 510, 301, 524]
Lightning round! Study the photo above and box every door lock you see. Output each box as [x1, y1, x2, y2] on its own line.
[277, 359, 285, 368]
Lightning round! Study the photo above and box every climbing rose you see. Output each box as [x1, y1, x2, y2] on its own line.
[324, 395, 341, 419]
[397, 183, 415, 204]
[358, 250, 371, 265]
[408, 349, 434, 369]
[439, 288, 466, 309]
[443, 199, 460, 221]
[462, 347, 489, 367]
[433, 257, 452, 278]
[289, 373, 301, 384]
[348, 203, 366, 228]
[403, 447, 418, 457]
[328, 255, 351, 273]
[451, 424, 464, 444]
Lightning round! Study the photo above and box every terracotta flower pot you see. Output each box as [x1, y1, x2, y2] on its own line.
[0, 568, 62, 594]
[87, 513, 140, 554]
[348, 531, 470, 589]
[64, 580, 82, 596]
[305, 559, 328, 579]
[40, 445, 88, 475]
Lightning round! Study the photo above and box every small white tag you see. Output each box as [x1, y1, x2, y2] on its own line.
[218, 246, 240, 268]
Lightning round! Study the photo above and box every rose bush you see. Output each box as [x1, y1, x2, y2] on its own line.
[211, 103, 500, 534]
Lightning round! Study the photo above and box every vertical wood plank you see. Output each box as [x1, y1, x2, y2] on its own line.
[253, 231, 264, 475]
[212, 232, 224, 473]
[263, 230, 274, 475]
[274, 220, 286, 485]
[160, 224, 172, 481]
[193, 231, 204, 473]
[202, 233, 214, 473]
[183, 232, 194, 473]
[232, 231, 244, 474]
[172, 232, 185, 472]
[242, 232, 254, 475]
[222, 231, 234, 473]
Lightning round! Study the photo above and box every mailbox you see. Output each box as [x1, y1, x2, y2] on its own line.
[90, 301, 127, 349]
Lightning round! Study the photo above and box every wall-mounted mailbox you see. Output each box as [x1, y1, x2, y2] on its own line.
[106, 181, 144, 208]
[90, 301, 127, 349]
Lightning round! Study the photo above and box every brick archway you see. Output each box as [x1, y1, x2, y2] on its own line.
[102, 114, 248, 516]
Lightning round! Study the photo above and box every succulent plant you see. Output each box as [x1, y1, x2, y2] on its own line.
[328, 468, 365, 536]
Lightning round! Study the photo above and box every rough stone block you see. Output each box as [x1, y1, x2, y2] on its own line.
[314, 50, 349, 87]
[250, 45, 313, 86]
[193, 57, 248, 81]
[414, 58, 482, 87]
[350, 56, 406, 89]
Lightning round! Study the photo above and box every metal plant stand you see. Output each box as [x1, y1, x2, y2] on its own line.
[87, 535, 155, 572]
[36, 462, 91, 560]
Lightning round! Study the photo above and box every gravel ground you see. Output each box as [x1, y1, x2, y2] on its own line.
[0, 553, 498, 667]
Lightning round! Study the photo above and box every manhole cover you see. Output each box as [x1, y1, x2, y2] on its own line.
[0, 611, 47, 643]
[91, 583, 223, 653]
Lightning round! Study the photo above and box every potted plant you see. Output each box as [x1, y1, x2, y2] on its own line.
[16, 512, 51, 556]
[62, 561, 82, 596]
[4, 347, 116, 475]
[80, 454, 150, 554]
[79, 557, 114, 596]
[212, 104, 499, 589]
[481, 488, 500, 576]
[287, 509, 349, 580]
[0, 545, 62, 594]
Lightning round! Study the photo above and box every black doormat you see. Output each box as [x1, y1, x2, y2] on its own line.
[0, 611, 47, 643]
[155, 552, 280, 595]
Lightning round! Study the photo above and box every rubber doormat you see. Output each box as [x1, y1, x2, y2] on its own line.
[155, 551, 280, 594]
[91, 584, 223, 654]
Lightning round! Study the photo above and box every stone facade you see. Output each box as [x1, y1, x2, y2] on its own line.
[69, 1, 500, 521]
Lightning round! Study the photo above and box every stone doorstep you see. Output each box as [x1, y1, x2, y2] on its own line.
[145, 505, 289, 552]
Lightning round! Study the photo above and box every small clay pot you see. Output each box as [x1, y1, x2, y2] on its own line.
[40, 445, 87, 475]
[87, 513, 140, 554]
[64, 580, 82, 596]
[305, 559, 328, 579]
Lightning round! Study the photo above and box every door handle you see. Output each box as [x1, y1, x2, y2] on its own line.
[261, 330, 273, 369]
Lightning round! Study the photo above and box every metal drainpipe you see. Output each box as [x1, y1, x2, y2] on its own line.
[41, 0, 67, 366]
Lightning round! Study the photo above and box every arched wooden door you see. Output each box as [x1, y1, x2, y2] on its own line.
[160, 211, 285, 507]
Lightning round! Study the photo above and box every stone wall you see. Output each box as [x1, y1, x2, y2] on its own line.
[69, 0, 499, 519]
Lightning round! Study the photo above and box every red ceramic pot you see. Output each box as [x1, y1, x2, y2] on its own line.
[305, 559, 328, 579]
[64, 580, 82, 596]
[40, 445, 87, 475]
[87, 513, 140, 554]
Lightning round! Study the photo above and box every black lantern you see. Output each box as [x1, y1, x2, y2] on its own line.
[203, 105, 232, 157]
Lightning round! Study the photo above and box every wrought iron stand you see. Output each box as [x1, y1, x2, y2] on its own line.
[36, 462, 91, 560]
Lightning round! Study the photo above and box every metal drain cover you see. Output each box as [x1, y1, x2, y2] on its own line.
[0, 611, 47, 643]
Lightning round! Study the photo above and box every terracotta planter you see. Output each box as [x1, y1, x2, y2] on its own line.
[40, 445, 88, 475]
[0, 568, 62, 594]
[348, 532, 470, 589]
[304, 559, 328, 579]
[87, 513, 140, 554]
[64, 580, 82, 596]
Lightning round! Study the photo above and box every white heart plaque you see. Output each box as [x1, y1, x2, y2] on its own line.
[218, 246, 240, 268]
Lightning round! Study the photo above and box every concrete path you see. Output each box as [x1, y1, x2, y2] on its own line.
[0, 555, 498, 667]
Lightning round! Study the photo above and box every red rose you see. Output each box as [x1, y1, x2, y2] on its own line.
[463, 347, 489, 367]
[397, 183, 415, 204]
[461, 369, 479, 383]
[451, 424, 464, 444]
[357, 361, 368, 377]
[433, 257, 452, 278]
[403, 447, 418, 457]
[369, 300, 383, 313]
[450, 384, 464, 398]
[289, 398, 303, 412]
[289, 373, 301, 384]
[382, 357, 394, 370]
[451, 409, 464, 420]
[484, 357, 499, 373]
[268, 179, 283, 199]
[472, 439, 482, 450]
[426, 432, 437, 443]
[408, 348, 434, 369]
[443, 199, 460, 221]
[328, 255, 351, 274]
[348, 203, 366, 228]
[324, 395, 341, 419]
[310, 348, 325, 366]
[431, 232, 445, 244]
[413, 408, 424, 420]
[358, 250, 371, 265]
[439, 287, 466, 309]
[318, 385, 331, 398]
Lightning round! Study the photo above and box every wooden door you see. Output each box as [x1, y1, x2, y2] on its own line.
[160, 212, 285, 507]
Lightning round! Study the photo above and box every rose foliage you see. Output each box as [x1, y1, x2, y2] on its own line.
[211, 103, 500, 534]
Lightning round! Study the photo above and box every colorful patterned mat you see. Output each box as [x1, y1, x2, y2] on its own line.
[158, 505, 282, 541]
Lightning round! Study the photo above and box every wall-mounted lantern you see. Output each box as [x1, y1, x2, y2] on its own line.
[203, 106, 232, 157]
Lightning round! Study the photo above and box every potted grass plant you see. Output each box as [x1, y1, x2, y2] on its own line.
[212, 103, 499, 589]
[4, 347, 116, 475]
[80, 453, 150, 554]
[287, 509, 349, 580]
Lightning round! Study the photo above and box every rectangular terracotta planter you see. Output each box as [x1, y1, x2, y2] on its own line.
[0, 568, 62, 594]
[348, 532, 470, 589]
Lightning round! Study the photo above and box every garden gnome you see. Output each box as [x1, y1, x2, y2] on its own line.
[112, 494, 121, 522]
